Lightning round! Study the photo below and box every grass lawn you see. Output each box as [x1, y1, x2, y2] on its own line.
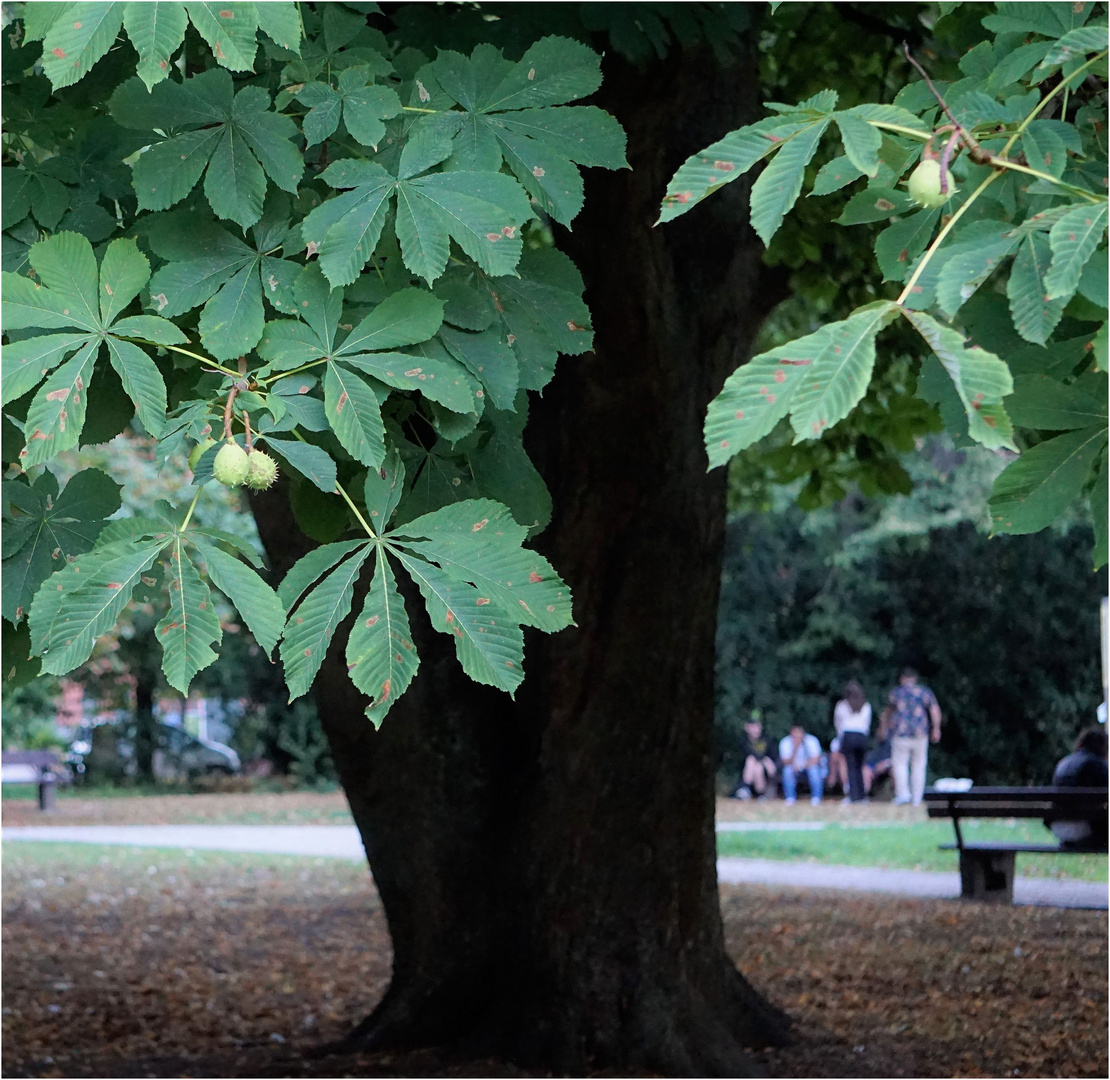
[716, 818, 1109, 881]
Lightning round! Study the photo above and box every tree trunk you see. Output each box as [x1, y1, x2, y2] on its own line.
[254, 40, 791, 1078]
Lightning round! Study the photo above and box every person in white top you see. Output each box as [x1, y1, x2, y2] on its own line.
[778, 725, 824, 805]
[834, 680, 872, 804]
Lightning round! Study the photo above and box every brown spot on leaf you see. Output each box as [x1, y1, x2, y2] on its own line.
[52, 48, 66, 58]
[471, 519, 489, 532]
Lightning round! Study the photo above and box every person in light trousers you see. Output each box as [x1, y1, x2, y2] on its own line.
[879, 668, 941, 806]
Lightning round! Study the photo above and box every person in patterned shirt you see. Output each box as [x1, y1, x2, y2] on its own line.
[879, 668, 941, 806]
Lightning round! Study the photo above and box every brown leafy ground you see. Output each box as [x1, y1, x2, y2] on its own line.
[2, 840, 1106, 1079]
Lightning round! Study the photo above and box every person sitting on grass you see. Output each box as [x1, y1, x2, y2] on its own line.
[778, 724, 824, 806]
[733, 717, 777, 800]
[1047, 728, 1109, 850]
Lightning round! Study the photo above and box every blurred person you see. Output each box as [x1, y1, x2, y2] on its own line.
[880, 668, 941, 806]
[778, 724, 823, 806]
[863, 737, 892, 796]
[834, 680, 872, 804]
[827, 736, 848, 796]
[1048, 728, 1108, 850]
[733, 716, 777, 800]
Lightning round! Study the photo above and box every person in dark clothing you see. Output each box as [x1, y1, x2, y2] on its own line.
[1049, 728, 1108, 849]
[833, 680, 871, 804]
[733, 718, 778, 800]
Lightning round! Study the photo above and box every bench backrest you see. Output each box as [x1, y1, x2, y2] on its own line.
[924, 786, 1108, 820]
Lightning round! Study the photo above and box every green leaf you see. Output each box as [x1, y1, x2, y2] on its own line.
[158, 536, 222, 693]
[363, 445, 405, 529]
[196, 262, 264, 360]
[704, 305, 897, 466]
[98, 237, 151, 325]
[338, 287, 444, 353]
[438, 325, 518, 409]
[346, 550, 418, 724]
[1007, 234, 1067, 345]
[989, 426, 1108, 535]
[264, 438, 336, 493]
[324, 362, 386, 468]
[111, 314, 190, 346]
[184, 1, 258, 71]
[2, 334, 90, 408]
[1044, 202, 1108, 301]
[277, 540, 367, 611]
[253, 2, 302, 51]
[29, 537, 166, 675]
[40, 2, 125, 90]
[466, 400, 551, 532]
[658, 114, 813, 223]
[2, 469, 122, 624]
[835, 186, 915, 225]
[204, 122, 267, 231]
[394, 548, 524, 694]
[875, 208, 940, 283]
[395, 171, 533, 284]
[339, 351, 474, 414]
[1091, 454, 1107, 569]
[750, 119, 831, 245]
[133, 128, 223, 212]
[304, 161, 393, 287]
[123, 1, 189, 90]
[811, 156, 865, 197]
[1039, 25, 1109, 68]
[104, 337, 167, 437]
[987, 40, 1053, 88]
[29, 232, 101, 329]
[902, 310, 1015, 450]
[1006, 374, 1108, 430]
[280, 544, 373, 700]
[936, 229, 1019, 318]
[21, 341, 99, 468]
[297, 82, 343, 146]
[0, 273, 95, 333]
[193, 539, 284, 657]
[1077, 251, 1108, 308]
[787, 303, 900, 443]
[394, 498, 572, 632]
[834, 110, 882, 178]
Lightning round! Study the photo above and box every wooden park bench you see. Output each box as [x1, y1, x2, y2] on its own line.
[924, 786, 1108, 903]
[1, 750, 62, 811]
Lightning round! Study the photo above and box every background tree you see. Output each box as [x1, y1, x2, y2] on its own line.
[2, 3, 1106, 1077]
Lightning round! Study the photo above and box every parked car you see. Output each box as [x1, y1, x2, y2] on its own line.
[67, 721, 240, 782]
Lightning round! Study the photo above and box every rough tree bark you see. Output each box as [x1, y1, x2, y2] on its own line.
[253, 39, 791, 1078]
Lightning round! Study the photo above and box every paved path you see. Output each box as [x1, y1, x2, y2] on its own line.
[4, 825, 1107, 909]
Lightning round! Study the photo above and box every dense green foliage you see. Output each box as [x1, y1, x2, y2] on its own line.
[716, 446, 1108, 787]
[664, 1, 1109, 566]
[3, 1, 1106, 735]
[2, 2, 626, 718]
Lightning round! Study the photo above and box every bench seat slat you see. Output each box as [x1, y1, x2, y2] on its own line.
[938, 841, 1091, 854]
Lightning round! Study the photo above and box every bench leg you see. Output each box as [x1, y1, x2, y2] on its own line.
[958, 850, 1015, 904]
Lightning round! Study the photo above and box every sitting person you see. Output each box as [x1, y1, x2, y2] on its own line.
[778, 724, 824, 806]
[734, 718, 778, 800]
[827, 737, 849, 798]
[863, 738, 892, 797]
[1048, 728, 1109, 850]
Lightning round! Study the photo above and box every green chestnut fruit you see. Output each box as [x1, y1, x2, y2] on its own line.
[212, 441, 250, 487]
[245, 450, 279, 490]
[188, 437, 216, 471]
[907, 159, 956, 209]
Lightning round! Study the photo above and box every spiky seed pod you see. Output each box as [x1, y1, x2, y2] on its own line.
[907, 159, 957, 209]
[212, 441, 250, 487]
[245, 450, 279, 490]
